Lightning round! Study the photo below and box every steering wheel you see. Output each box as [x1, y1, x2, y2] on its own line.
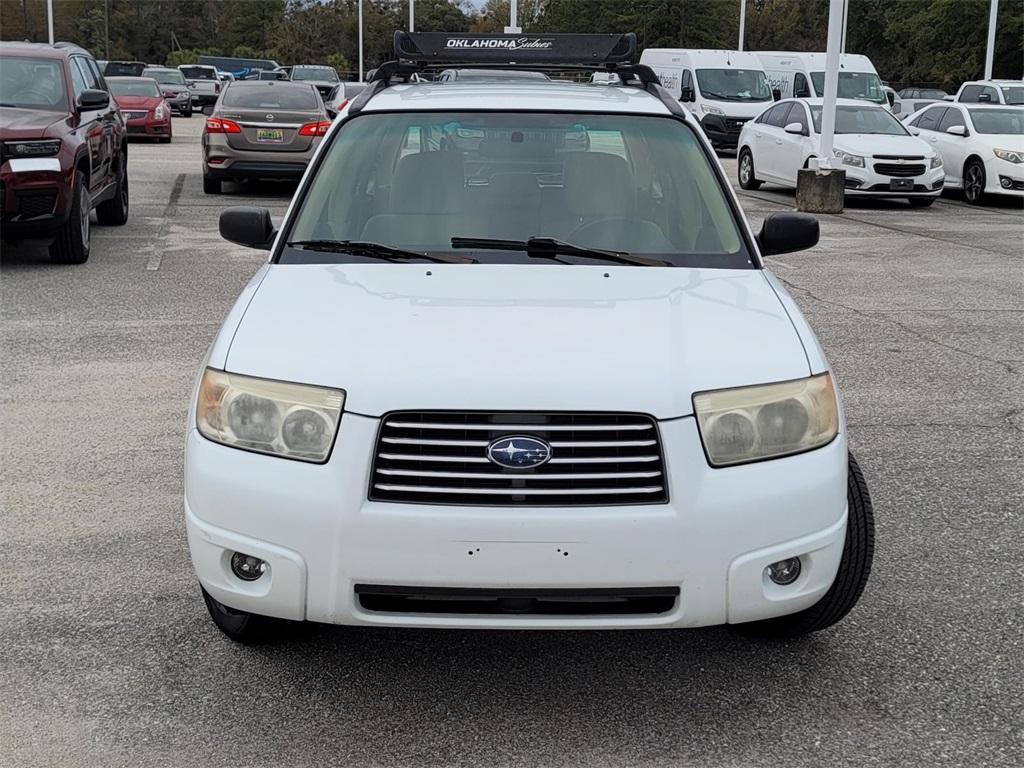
[9, 89, 51, 106]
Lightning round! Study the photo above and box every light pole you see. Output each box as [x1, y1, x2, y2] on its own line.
[738, 0, 745, 51]
[409, 0, 414, 33]
[984, 0, 999, 80]
[505, 0, 521, 34]
[818, 0, 845, 170]
[840, 0, 849, 54]
[358, 0, 364, 82]
[46, 0, 54, 44]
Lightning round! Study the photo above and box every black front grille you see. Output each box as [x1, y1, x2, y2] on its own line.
[726, 118, 748, 132]
[369, 411, 669, 507]
[355, 585, 679, 616]
[874, 162, 926, 177]
[16, 190, 57, 219]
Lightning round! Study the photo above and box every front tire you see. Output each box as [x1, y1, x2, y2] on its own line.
[201, 586, 294, 644]
[963, 159, 986, 205]
[908, 197, 934, 207]
[738, 148, 762, 190]
[733, 453, 875, 639]
[182, 103, 193, 118]
[49, 174, 90, 264]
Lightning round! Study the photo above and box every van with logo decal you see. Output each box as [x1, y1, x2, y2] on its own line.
[186, 32, 874, 645]
[639, 49, 777, 150]
[755, 52, 888, 111]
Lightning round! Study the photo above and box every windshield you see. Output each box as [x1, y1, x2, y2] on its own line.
[810, 105, 908, 135]
[222, 85, 318, 109]
[811, 71, 886, 104]
[292, 66, 338, 83]
[968, 108, 1024, 135]
[284, 112, 748, 268]
[0, 56, 68, 111]
[695, 69, 771, 102]
[144, 69, 185, 86]
[109, 79, 161, 98]
[180, 66, 217, 80]
[1001, 86, 1024, 105]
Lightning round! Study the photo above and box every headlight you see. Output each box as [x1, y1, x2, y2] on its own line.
[153, 103, 167, 120]
[833, 149, 865, 168]
[693, 373, 838, 467]
[994, 148, 1024, 164]
[701, 103, 725, 116]
[196, 368, 344, 462]
[930, 154, 943, 168]
[3, 139, 61, 157]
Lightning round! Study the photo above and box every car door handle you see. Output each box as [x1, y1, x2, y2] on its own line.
[775, 139, 783, 145]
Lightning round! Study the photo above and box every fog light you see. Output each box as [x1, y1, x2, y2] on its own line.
[1000, 176, 1013, 189]
[230, 552, 266, 581]
[767, 557, 802, 585]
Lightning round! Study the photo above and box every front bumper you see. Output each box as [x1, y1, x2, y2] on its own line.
[164, 94, 191, 112]
[125, 118, 171, 137]
[987, 156, 1024, 197]
[699, 114, 752, 149]
[203, 136, 317, 180]
[0, 157, 72, 238]
[843, 161, 945, 197]
[185, 414, 849, 629]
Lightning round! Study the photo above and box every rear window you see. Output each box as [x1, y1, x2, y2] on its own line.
[105, 62, 145, 77]
[285, 111, 750, 268]
[292, 67, 339, 83]
[180, 66, 217, 80]
[0, 56, 68, 111]
[109, 79, 161, 98]
[810, 105, 908, 135]
[144, 68, 185, 85]
[222, 85, 318, 109]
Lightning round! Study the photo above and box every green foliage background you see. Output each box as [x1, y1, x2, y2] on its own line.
[2, 0, 1021, 88]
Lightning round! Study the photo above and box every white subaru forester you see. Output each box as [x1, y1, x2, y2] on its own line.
[186, 32, 874, 643]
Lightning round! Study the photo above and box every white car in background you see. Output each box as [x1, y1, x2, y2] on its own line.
[955, 79, 1024, 106]
[738, 97, 944, 206]
[905, 103, 1024, 203]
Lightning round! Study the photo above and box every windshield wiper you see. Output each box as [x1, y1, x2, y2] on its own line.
[450, 236, 670, 267]
[286, 239, 476, 264]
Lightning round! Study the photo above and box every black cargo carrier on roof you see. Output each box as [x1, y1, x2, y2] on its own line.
[394, 31, 636, 65]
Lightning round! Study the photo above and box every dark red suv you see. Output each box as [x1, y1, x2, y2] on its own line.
[1, 41, 129, 263]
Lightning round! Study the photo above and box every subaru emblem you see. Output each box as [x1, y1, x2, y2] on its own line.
[487, 436, 552, 469]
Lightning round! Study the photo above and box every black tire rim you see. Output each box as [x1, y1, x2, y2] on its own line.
[740, 153, 752, 185]
[965, 164, 984, 200]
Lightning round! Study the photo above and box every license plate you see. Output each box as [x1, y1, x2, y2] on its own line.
[256, 128, 284, 143]
[889, 178, 914, 191]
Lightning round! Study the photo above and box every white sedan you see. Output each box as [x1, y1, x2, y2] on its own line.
[904, 102, 1024, 204]
[738, 98, 945, 206]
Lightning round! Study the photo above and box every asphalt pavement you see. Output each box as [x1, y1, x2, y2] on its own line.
[2, 116, 1022, 768]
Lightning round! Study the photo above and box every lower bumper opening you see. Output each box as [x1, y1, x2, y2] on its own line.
[355, 585, 680, 616]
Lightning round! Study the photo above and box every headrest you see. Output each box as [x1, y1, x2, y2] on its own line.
[562, 152, 634, 217]
[391, 152, 464, 213]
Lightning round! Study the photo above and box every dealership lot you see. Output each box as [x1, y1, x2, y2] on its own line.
[2, 115, 1022, 766]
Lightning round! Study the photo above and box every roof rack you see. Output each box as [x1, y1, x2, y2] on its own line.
[348, 31, 686, 119]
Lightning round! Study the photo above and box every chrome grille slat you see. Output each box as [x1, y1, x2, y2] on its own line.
[374, 484, 665, 496]
[369, 411, 669, 507]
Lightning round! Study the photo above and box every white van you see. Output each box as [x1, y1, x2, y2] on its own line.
[640, 49, 776, 149]
[756, 52, 888, 110]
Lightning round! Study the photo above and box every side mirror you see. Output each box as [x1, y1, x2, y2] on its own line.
[756, 212, 819, 256]
[784, 121, 805, 135]
[909, 128, 921, 136]
[680, 86, 694, 103]
[946, 125, 968, 137]
[219, 207, 276, 250]
[772, 88, 782, 101]
[202, 105, 215, 116]
[78, 89, 109, 111]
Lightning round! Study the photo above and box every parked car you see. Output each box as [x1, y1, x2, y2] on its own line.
[178, 64, 221, 107]
[186, 32, 874, 645]
[323, 81, 366, 116]
[905, 102, 1024, 203]
[201, 80, 330, 193]
[288, 64, 340, 99]
[738, 97, 944, 206]
[107, 76, 171, 142]
[898, 87, 948, 100]
[142, 67, 191, 116]
[0, 41, 129, 263]
[641, 48, 776, 150]
[955, 79, 1024, 106]
[103, 60, 147, 77]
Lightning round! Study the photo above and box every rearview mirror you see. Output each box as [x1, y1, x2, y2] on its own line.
[202, 105, 214, 116]
[772, 88, 782, 101]
[680, 86, 694, 103]
[784, 121, 805, 135]
[78, 89, 109, 111]
[220, 207, 276, 250]
[756, 212, 819, 256]
[977, 93, 992, 103]
[946, 125, 968, 137]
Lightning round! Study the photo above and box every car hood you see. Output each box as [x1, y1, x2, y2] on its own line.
[225, 265, 811, 419]
[981, 134, 1024, 151]
[703, 99, 775, 119]
[833, 132, 934, 157]
[114, 95, 161, 109]
[0, 107, 68, 140]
